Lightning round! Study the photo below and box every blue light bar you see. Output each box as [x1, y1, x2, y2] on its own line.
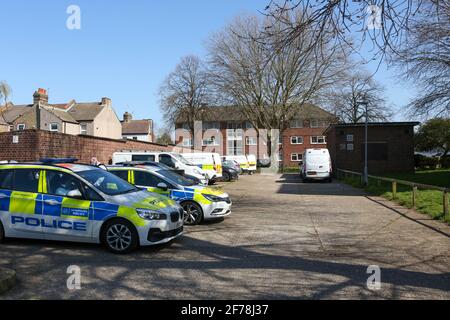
[39, 158, 79, 164]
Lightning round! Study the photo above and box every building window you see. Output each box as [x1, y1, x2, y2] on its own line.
[182, 138, 193, 147]
[291, 136, 304, 145]
[227, 140, 243, 156]
[49, 123, 59, 132]
[347, 134, 354, 142]
[202, 121, 220, 130]
[340, 144, 346, 151]
[246, 136, 257, 146]
[203, 137, 218, 146]
[291, 153, 303, 162]
[80, 124, 87, 135]
[310, 119, 319, 128]
[278, 135, 283, 145]
[278, 151, 283, 162]
[347, 144, 354, 151]
[133, 137, 138, 140]
[311, 136, 327, 144]
[17, 124, 26, 131]
[245, 121, 254, 129]
[290, 119, 303, 128]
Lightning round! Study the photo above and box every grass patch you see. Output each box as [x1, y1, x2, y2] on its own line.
[383, 169, 450, 189]
[343, 174, 450, 224]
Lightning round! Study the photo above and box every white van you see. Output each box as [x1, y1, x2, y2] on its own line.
[181, 153, 223, 183]
[246, 154, 257, 175]
[223, 155, 250, 174]
[300, 149, 332, 182]
[112, 152, 209, 185]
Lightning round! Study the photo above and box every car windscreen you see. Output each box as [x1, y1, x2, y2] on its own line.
[157, 169, 196, 186]
[173, 154, 195, 166]
[78, 169, 139, 196]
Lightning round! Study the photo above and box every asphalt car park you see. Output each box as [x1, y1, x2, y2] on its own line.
[1, 173, 450, 299]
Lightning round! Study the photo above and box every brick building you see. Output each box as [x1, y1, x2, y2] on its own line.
[0, 88, 123, 139]
[175, 104, 337, 167]
[325, 122, 420, 174]
[0, 129, 186, 165]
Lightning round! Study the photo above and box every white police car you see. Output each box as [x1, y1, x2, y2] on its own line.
[108, 164, 232, 225]
[0, 159, 184, 253]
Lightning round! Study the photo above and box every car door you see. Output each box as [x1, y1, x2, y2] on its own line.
[8, 168, 44, 239]
[0, 169, 14, 237]
[133, 170, 174, 197]
[41, 169, 94, 241]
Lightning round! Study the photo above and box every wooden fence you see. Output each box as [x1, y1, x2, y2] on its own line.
[336, 169, 449, 218]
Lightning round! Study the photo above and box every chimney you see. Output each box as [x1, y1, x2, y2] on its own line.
[101, 97, 112, 107]
[33, 88, 48, 105]
[123, 112, 132, 123]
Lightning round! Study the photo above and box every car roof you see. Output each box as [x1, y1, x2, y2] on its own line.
[0, 162, 98, 173]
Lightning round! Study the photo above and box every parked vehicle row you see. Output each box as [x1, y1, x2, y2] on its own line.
[0, 156, 235, 254]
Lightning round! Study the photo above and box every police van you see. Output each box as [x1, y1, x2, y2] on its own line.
[107, 164, 232, 225]
[0, 159, 184, 254]
[112, 152, 209, 185]
[180, 153, 223, 183]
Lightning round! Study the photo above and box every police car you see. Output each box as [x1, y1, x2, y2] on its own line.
[0, 159, 184, 254]
[107, 164, 232, 225]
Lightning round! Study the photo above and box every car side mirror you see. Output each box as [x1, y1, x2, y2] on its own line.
[67, 189, 83, 199]
[157, 182, 168, 191]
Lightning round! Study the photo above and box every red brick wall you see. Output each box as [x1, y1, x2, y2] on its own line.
[0, 130, 175, 164]
[325, 125, 416, 174]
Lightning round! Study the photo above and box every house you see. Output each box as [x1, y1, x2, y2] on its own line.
[0, 88, 122, 139]
[324, 122, 420, 174]
[121, 112, 154, 142]
[174, 104, 337, 167]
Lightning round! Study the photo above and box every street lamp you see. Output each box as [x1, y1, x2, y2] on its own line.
[358, 97, 369, 186]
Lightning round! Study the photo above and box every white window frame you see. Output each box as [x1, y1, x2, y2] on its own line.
[80, 124, 87, 135]
[49, 123, 59, 132]
[17, 124, 26, 131]
[311, 136, 327, 144]
[290, 136, 304, 145]
[202, 137, 219, 146]
[291, 153, 303, 162]
[347, 134, 354, 142]
[246, 136, 257, 146]
[182, 138, 193, 147]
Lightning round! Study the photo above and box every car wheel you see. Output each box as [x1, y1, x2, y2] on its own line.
[0, 221, 4, 243]
[223, 171, 230, 182]
[102, 219, 139, 254]
[182, 201, 203, 226]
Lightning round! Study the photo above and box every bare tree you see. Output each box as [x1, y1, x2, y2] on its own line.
[324, 71, 393, 123]
[159, 55, 212, 136]
[208, 12, 348, 152]
[395, 1, 450, 118]
[0, 81, 12, 106]
[263, 0, 447, 60]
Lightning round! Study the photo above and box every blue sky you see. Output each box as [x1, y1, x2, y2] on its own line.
[1, 0, 415, 129]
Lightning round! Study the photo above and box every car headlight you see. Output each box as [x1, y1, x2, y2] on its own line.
[202, 194, 224, 202]
[136, 209, 167, 220]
